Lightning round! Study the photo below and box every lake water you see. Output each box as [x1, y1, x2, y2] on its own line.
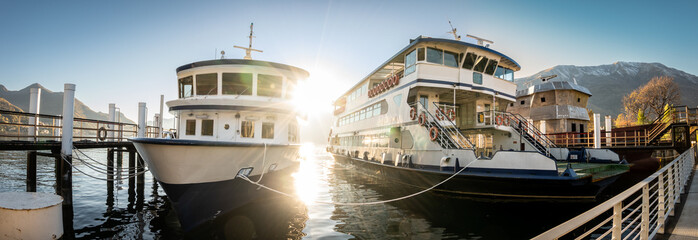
[0, 147, 641, 239]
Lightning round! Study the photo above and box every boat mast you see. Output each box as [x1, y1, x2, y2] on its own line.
[234, 23, 263, 60]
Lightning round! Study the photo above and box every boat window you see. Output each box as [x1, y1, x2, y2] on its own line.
[426, 47, 443, 64]
[222, 73, 253, 95]
[178, 76, 193, 98]
[262, 122, 274, 139]
[473, 56, 488, 73]
[366, 105, 373, 118]
[444, 50, 459, 67]
[201, 119, 214, 136]
[393, 94, 402, 107]
[417, 48, 425, 61]
[288, 122, 298, 142]
[485, 60, 498, 75]
[419, 95, 428, 110]
[505, 68, 514, 81]
[462, 53, 477, 70]
[241, 120, 254, 138]
[494, 66, 513, 81]
[196, 73, 218, 95]
[404, 49, 416, 76]
[359, 109, 366, 120]
[285, 79, 295, 99]
[373, 103, 381, 116]
[257, 74, 283, 98]
[473, 72, 483, 85]
[185, 120, 196, 135]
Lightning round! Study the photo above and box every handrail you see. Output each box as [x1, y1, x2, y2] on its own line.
[488, 111, 556, 156]
[430, 102, 475, 149]
[408, 101, 473, 150]
[533, 146, 696, 240]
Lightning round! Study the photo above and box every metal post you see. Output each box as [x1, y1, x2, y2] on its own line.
[605, 115, 612, 146]
[26, 151, 37, 192]
[108, 103, 116, 141]
[107, 148, 114, 185]
[593, 113, 601, 148]
[658, 171, 666, 234]
[641, 184, 650, 239]
[159, 94, 164, 138]
[28, 87, 41, 141]
[136, 154, 145, 210]
[137, 102, 146, 138]
[60, 83, 75, 206]
[668, 164, 675, 216]
[612, 202, 622, 239]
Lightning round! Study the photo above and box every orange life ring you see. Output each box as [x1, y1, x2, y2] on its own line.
[410, 107, 417, 120]
[447, 109, 456, 121]
[436, 108, 445, 120]
[418, 112, 426, 126]
[387, 78, 394, 87]
[429, 126, 439, 141]
[503, 117, 509, 126]
[392, 75, 399, 86]
[495, 116, 503, 125]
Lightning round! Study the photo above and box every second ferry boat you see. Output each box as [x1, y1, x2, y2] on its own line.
[327, 34, 628, 200]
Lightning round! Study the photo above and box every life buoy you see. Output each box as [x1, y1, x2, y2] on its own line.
[447, 109, 456, 121]
[379, 82, 385, 92]
[429, 126, 439, 141]
[392, 75, 399, 86]
[418, 112, 426, 126]
[387, 78, 394, 88]
[503, 117, 509, 126]
[495, 116, 503, 125]
[410, 107, 417, 120]
[436, 108, 445, 120]
[98, 127, 107, 141]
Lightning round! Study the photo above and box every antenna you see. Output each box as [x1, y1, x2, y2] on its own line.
[538, 74, 558, 82]
[220, 50, 226, 59]
[466, 34, 494, 47]
[234, 22, 263, 60]
[447, 20, 461, 40]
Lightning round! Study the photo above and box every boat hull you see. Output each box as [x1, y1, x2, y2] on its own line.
[130, 138, 300, 231]
[332, 154, 618, 201]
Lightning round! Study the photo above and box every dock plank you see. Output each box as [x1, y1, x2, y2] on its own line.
[669, 164, 698, 240]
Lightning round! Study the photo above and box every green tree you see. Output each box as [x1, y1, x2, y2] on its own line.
[636, 109, 647, 125]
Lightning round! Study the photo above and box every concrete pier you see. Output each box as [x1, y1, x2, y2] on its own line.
[667, 164, 698, 239]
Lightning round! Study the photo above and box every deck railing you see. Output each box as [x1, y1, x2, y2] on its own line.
[532, 146, 696, 240]
[0, 109, 160, 142]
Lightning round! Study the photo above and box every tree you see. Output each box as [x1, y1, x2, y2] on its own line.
[622, 76, 680, 121]
[615, 113, 633, 127]
[636, 109, 647, 125]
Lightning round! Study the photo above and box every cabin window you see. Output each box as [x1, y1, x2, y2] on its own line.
[288, 122, 298, 143]
[426, 47, 443, 65]
[485, 60, 498, 75]
[520, 100, 525, 105]
[444, 50, 459, 67]
[473, 72, 483, 85]
[577, 98, 581, 102]
[473, 56, 488, 73]
[359, 109, 366, 120]
[241, 120, 254, 138]
[257, 74, 283, 98]
[419, 95, 429, 110]
[222, 73, 253, 95]
[196, 73, 218, 95]
[495, 67, 514, 81]
[541, 97, 546, 103]
[571, 123, 577, 132]
[373, 102, 382, 116]
[404, 49, 416, 76]
[179, 76, 193, 98]
[366, 105, 374, 118]
[185, 120, 196, 135]
[285, 79, 296, 99]
[201, 119, 214, 136]
[262, 122, 274, 139]
[417, 48, 425, 61]
[462, 53, 477, 70]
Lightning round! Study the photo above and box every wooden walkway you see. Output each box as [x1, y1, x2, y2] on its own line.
[668, 164, 698, 239]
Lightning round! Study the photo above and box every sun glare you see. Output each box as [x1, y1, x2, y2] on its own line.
[291, 67, 347, 118]
[293, 142, 322, 205]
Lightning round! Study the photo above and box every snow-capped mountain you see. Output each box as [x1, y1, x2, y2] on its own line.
[515, 62, 698, 118]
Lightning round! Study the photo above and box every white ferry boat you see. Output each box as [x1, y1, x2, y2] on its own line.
[327, 35, 628, 200]
[130, 25, 307, 231]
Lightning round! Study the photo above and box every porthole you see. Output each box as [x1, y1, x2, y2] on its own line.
[224, 124, 230, 130]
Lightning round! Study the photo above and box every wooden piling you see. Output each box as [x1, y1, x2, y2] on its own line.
[26, 151, 37, 192]
[136, 153, 145, 210]
[107, 148, 114, 189]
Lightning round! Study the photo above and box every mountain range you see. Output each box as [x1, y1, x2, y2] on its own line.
[515, 62, 698, 118]
[0, 83, 134, 123]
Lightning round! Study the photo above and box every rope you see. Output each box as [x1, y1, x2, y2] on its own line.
[61, 153, 149, 182]
[74, 147, 140, 172]
[255, 143, 267, 184]
[239, 158, 476, 206]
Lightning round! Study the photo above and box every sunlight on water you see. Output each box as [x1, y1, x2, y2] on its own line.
[293, 143, 325, 205]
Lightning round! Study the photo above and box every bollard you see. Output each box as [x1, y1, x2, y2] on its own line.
[137, 102, 146, 138]
[0, 192, 63, 239]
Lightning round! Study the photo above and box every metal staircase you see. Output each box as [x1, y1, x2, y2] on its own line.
[410, 102, 474, 150]
[647, 106, 679, 144]
[498, 112, 557, 157]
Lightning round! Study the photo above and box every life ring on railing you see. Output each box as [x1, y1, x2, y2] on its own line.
[436, 108, 445, 120]
[392, 75, 399, 86]
[387, 78, 394, 87]
[503, 117, 509, 126]
[429, 126, 439, 141]
[418, 112, 426, 126]
[410, 107, 417, 120]
[447, 109, 456, 121]
[98, 127, 107, 141]
[495, 116, 503, 125]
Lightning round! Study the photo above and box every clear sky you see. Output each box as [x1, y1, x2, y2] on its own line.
[1, 0, 696, 143]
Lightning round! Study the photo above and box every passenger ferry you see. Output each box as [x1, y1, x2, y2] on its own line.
[130, 25, 307, 231]
[327, 34, 628, 200]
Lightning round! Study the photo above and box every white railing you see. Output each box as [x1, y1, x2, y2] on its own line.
[533, 146, 696, 240]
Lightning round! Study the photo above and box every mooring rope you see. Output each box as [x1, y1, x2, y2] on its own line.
[239, 158, 476, 206]
[61, 153, 149, 181]
[74, 147, 140, 172]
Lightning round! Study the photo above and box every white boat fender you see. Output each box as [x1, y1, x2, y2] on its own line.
[561, 163, 578, 177]
[440, 157, 451, 167]
[394, 153, 402, 167]
[363, 151, 369, 160]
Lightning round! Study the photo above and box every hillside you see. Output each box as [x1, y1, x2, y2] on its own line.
[515, 62, 698, 118]
[0, 83, 134, 123]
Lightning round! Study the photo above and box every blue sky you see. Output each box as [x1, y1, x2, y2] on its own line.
[1, 0, 696, 142]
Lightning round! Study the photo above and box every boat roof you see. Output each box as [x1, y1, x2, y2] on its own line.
[176, 59, 309, 76]
[340, 36, 521, 98]
[516, 80, 592, 97]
